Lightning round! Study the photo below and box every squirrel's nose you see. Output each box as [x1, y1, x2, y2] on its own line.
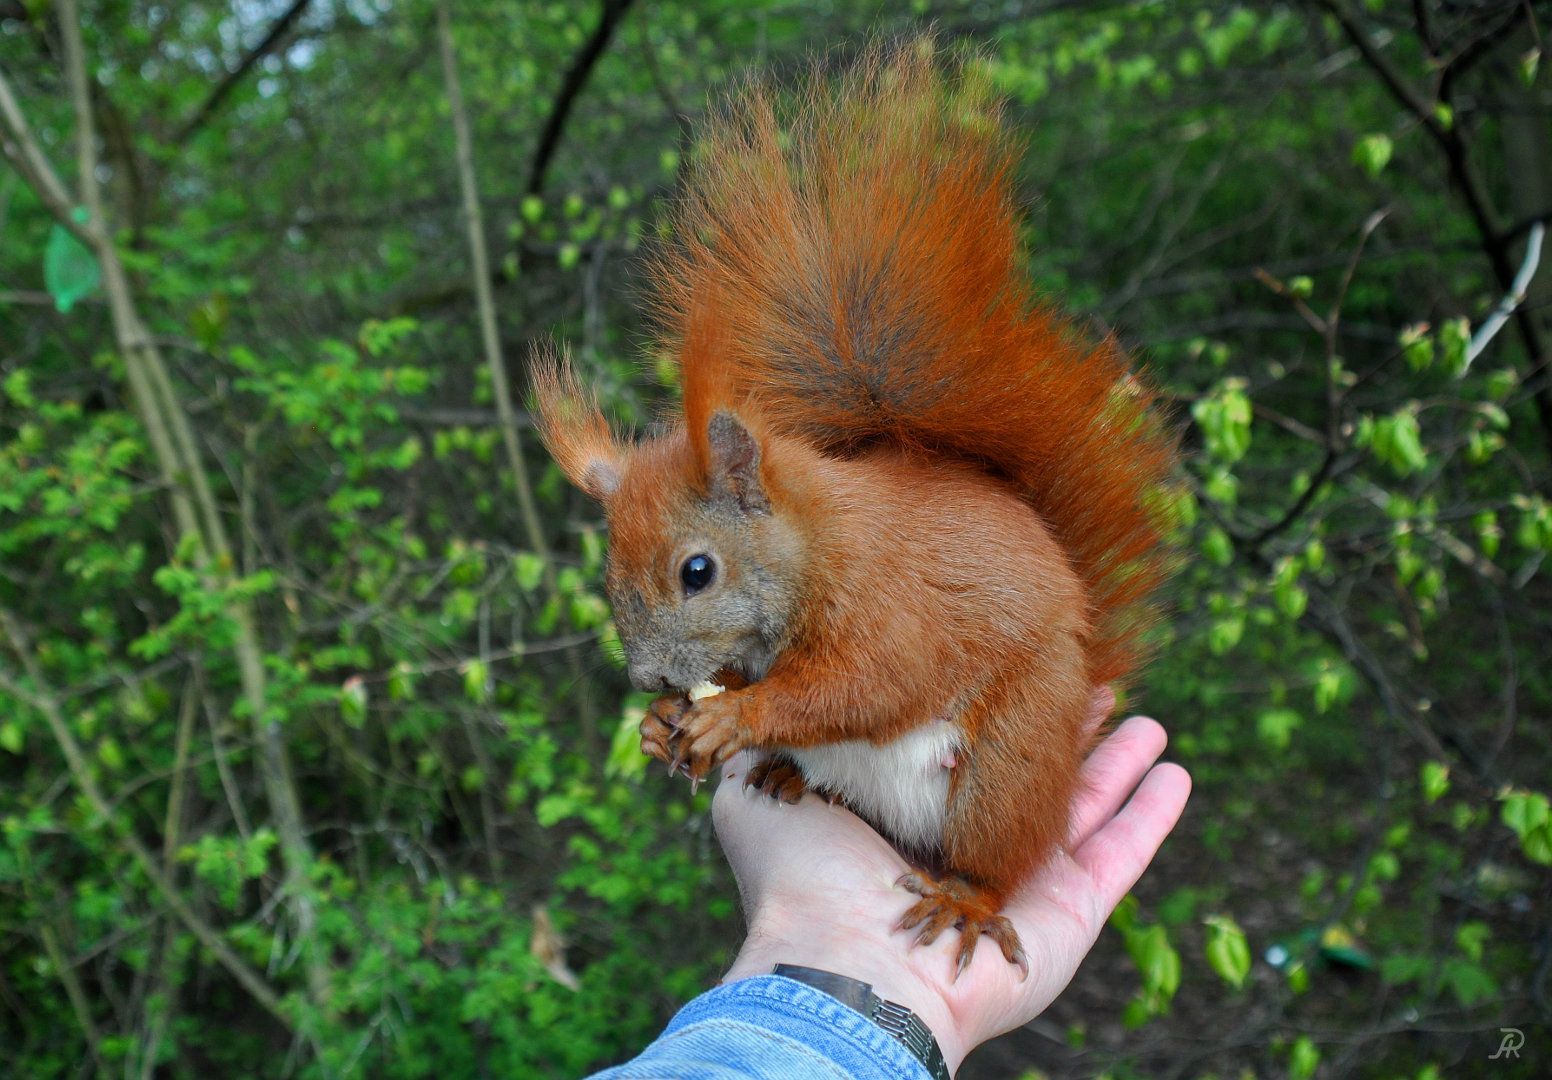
[627, 662, 661, 693]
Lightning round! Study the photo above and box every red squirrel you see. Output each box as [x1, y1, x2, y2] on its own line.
[533, 42, 1177, 977]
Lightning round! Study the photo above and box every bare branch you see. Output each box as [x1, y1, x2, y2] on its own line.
[436, 0, 552, 572]
[55, 0, 334, 1013]
[437, 1, 600, 755]
[171, 0, 313, 145]
[1466, 221, 1545, 371]
[0, 62, 93, 246]
[526, 0, 636, 196]
[1317, 0, 1552, 468]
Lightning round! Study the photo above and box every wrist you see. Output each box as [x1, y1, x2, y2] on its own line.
[723, 900, 968, 1074]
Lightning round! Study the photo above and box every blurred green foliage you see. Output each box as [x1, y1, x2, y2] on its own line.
[1, 1, 1548, 1077]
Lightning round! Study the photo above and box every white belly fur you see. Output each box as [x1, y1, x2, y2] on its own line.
[784, 722, 961, 851]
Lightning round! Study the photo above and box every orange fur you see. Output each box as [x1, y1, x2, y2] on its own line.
[534, 39, 1179, 967]
[531, 350, 623, 501]
[653, 40, 1176, 686]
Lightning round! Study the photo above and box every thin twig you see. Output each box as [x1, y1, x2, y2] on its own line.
[1317, 0, 1552, 464]
[437, 0, 601, 752]
[0, 611, 293, 1030]
[171, 0, 313, 145]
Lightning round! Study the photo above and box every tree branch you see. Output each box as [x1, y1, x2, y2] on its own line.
[0, 63, 94, 247]
[171, 0, 313, 145]
[437, 0, 552, 572]
[1467, 221, 1545, 370]
[0, 611, 293, 1031]
[526, 0, 636, 196]
[1317, 0, 1552, 467]
[54, 0, 333, 1013]
[438, 0, 600, 754]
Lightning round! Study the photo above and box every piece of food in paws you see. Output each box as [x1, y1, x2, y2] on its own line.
[687, 681, 725, 702]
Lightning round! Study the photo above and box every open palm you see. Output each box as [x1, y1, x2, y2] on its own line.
[713, 691, 1191, 1074]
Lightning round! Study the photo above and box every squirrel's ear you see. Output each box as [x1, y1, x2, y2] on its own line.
[531, 354, 623, 502]
[706, 411, 769, 513]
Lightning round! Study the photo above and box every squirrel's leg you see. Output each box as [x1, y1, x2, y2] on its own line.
[662, 656, 934, 782]
[645, 697, 832, 803]
[899, 670, 1090, 980]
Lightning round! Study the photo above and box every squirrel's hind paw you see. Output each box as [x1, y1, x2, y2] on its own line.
[745, 756, 808, 803]
[894, 872, 1029, 982]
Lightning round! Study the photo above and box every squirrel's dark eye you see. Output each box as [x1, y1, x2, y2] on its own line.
[680, 554, 716, 594]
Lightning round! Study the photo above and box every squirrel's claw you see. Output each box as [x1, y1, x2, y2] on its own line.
[745, 756, 808, 803]
[670, 694, 751, 785]
[893, 871, 1028, 983]
[640, 693, 692, 766]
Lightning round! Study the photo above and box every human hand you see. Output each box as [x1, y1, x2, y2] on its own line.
[714, 690, 1191, 1075]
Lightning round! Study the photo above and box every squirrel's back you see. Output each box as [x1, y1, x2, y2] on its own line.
[651, 40, 1178, 686]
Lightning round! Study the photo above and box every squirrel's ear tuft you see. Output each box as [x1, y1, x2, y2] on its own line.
[706, 410, 769, 513]
[531, 351, 623, 502]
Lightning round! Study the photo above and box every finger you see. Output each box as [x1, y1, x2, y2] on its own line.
[714, 750, 756, 793]
[1085, 685, 1116, 741]
[1074, 762, 1191, 911]
[1067, 716, 1168, 849]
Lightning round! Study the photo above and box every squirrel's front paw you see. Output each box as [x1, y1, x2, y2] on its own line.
[640, 693, 691, 764]
[668, 694, 751, 786]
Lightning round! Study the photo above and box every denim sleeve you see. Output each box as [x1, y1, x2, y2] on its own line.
[589, 975, 933, 1079]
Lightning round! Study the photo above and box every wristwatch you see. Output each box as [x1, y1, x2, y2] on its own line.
[772, 963, 950, 1080]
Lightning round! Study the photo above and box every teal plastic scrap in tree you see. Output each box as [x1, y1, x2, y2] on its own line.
[43, 207, 100, 313]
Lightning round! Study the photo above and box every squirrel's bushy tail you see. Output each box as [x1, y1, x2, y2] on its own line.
[653, 39, 1178, 686]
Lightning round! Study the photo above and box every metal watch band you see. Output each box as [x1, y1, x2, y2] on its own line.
[772, 964, 950, 1080]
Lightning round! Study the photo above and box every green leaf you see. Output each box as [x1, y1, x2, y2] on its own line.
[1455, 921, 1489, 962]
[44, 212, 101, 314]
[1440, 317, 1470, 376]
[1314, 667, 1342, 713]
[1399, 323, 1433, 371]
[339, 675, 368, 728]
[513, 552, 546, 592]
[1442, 957, 1498, 1006]
[1207, 613, 1244, 655]
[1203, 914, 1251, 990]
[1367, 850, 1399, 882]
[463, 658, 490, 704]
[3, 369, 35, 407]
[1272, 557, 1307, 619]
[1191, 379, 1252, 463]
[605, 709, 649, 780]
[1353, 133, 1392, 178]
[1499, 789, 1552, 865]
[1369, 409, 1428, 475]
[388, 661, 416, 702]
[1289, 1035, 1320, 1080]
[1202, 526, 1233, 567]
[1501, 789, 1550, 837]
[1256, 707, 1302, 751]
[1420, 761, 1450, 803]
